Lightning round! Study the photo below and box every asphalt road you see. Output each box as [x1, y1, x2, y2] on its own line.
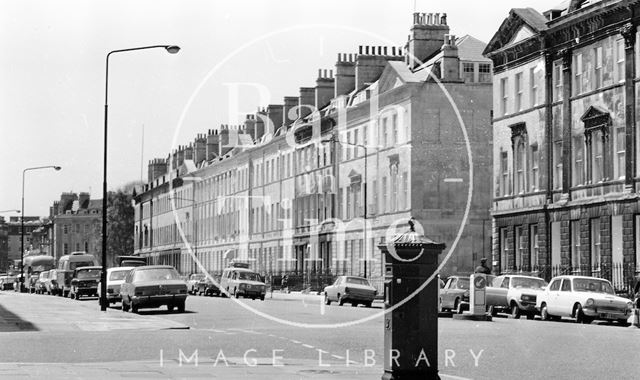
[1, 291, 640, 379]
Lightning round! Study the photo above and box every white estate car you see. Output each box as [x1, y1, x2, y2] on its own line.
[98, 267, 134, 304]
[485, 275, 547, 319]
[536, 275, 633, 325]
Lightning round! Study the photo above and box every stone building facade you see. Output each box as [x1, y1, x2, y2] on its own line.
[484, 1, 640, 292]
[134, 12, 493, 290]
[50, 192, 102, 261]
[6, 216, 42, 269]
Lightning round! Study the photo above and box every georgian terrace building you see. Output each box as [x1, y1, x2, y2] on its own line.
[484, 0, 640, 293]
[133, 12, 493, 290]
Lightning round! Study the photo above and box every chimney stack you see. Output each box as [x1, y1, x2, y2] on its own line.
[335, 53, 356, 97]
[355, 45, 403, 90]
[193, 134, 207, 166]
[266, 104, 283, 135]
[283, 96, 299, 131]
[148, 158, 168, 182]
[315, 69, 335, 109]
[440, 34, 460, 82]
[406, 12, 450, 70]
[78, 192, 90, 209]
[299, 87, 315, 119]
[243, 114, 257, 141]
[206, 129, 220, 161]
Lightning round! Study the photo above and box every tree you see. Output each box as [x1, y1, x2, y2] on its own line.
[106, 189, 134, 267]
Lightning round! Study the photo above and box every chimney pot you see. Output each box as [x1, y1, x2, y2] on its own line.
[359, 46, 363, 54]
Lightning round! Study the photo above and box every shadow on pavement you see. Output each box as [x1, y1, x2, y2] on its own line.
[0, 301, 39, 332]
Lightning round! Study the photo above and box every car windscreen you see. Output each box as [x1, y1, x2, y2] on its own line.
[456, 278, 470, 290]
[133, 268, 181, 282]
[511, 277, 547, 289]
[573, 278, 614, 294]
[70, 261, 95, 271]
[109, 270, 130, 281]
[346, 277, 370, 286]
[77, 269, 101, 279]
[238, 272, 261, 281]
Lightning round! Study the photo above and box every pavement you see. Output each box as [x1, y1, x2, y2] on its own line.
[0, 291, 188, 332]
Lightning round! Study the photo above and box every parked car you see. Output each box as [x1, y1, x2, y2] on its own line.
[35, 271, 50, 294]
[485, 275, 547, 319]
[324, 275, 377, 307]
[195, 275, 221, 296]
[56, 252, 99, 297]
[120, 265, 188, 313]
[69, 266, 102, 300]
[45, 269, 60, 295]
[187, 274, 206, 295]
[536, 275, 633, 324]
[220, 263, 267, 300]
[97, 267, 134, 305]
[440, 275, 471, 313]
[0, 275, 16, 290]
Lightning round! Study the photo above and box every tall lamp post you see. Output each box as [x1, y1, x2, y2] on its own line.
[102, 45, 180, 311]
[322, 137, 369, 278]
[21, 165, 61, 292]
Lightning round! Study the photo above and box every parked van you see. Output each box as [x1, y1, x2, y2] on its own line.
[56, 252, 99, 297]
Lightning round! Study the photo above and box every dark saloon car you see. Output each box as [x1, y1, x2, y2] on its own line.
[120, 265, 188, 313]
[69, 266, 102, 300]
[195, 275, 221, 296]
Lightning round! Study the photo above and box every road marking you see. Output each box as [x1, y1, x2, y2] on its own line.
[441, 375, 473, 380]
[331, 354, 344, 360]
[302, 344, 314, 349]
[290, 339, 301, 344]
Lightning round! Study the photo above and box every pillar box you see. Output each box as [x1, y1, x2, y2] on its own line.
[377, 219, 445, 380]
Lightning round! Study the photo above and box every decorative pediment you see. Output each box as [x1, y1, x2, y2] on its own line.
[483, 8, 548, 56]
[581, 105, 611, 132]
[509, 122, 527, 139]
[506, 25, 535, 47]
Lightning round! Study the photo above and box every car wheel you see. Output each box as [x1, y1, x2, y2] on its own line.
[338, 294, 345, 306]
[234, 288, 240, 298]
[510, 303, 521, 319]
[351, 302, 358, 307]
[122, 298, 130, 312]
[131, 303, 139, 313]
[324, 293, 331, 305]
[260, 295, 265, 301]
[574, 304, 589, 324]
[177, 301, 185, 313]
[364, 301, 372, 308]
[617, 318, 629, 326]
[540, 303, 550, 321]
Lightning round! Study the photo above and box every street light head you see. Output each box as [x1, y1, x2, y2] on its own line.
[165, 45, 181, 54]
[54, 166, 62, 171]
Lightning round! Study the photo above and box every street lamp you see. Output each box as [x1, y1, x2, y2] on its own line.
[21, 165, 61, 292]
[321, 137, 370, 278]
[102, 44, 180, 311]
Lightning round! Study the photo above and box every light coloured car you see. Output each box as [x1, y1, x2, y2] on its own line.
[536, 275, 633, 325]
[485, 275, 547, 319]
[98, 267, 134, 305]
[440, 276, 470, 314]
[35, 271, 50, 294]
[220, 264, 266, 300]
[186, 273, 206, 295]
[45, 269, 60, 295]
[120, 265, 188, 313]
[324, 276, 376, 307]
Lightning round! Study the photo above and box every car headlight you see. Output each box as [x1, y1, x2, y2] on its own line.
[239, 283, 246, 289]
[627, 302, 633, 310]
[585, 298, 595, 307]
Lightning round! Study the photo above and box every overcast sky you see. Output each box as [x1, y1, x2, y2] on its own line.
[0, 0, 560, 218]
